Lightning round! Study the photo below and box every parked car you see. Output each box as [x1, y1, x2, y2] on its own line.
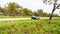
[31, 14, 39, 19]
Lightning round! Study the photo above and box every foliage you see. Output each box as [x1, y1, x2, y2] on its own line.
[0, 2, 59, 17]
[0, 19, 60, 34]
[6, 2, 21, 16]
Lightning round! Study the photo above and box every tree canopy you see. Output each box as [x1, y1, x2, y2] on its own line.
[0, 2, 59, 17]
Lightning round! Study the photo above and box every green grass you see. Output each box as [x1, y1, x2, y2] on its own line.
[0, 16, 30, 18]
[0, 19, 60, 34]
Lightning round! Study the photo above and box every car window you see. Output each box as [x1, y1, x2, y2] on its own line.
[34, 14, 39, 16]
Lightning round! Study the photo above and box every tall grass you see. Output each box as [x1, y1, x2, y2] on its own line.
[0, 19, 60, 34]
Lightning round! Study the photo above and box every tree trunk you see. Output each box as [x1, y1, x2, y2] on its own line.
[49, 9, 55, 20]
[49, 4, 56, 23]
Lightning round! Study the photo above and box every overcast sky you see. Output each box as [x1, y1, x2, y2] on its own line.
[0, 0, 60, 15]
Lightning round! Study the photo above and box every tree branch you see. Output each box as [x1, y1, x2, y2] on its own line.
[56, 4, 60, 9]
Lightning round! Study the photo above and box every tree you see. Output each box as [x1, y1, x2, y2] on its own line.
[43, 12, 49, 17]
[43, 0, 60, 23]
[22, 8, 30, 16]
[0, 6, 6, 15]
[6, 2, 21, 16]
[0, 6, 3, 15]
[28, 9, 33, 16]
[37, 9, 43, 16]
[16, 7, 23, 16]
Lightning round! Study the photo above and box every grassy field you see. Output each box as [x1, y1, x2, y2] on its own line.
[0, 18, 60, 34]
[0, 16, 30, 18]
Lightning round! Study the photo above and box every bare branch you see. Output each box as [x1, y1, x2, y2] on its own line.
[53, 0, 59, 2]
[56, 4, 60, 9]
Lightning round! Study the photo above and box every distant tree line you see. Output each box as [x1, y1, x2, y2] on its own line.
[0, 2, 59, 17]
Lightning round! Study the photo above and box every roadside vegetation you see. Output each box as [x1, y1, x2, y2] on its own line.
[0, 2, 59, 17]
[0, 16, 30, 18]
[0, 18, 60, 34]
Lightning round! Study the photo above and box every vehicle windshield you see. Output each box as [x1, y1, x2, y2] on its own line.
[34, 14, 39, 16]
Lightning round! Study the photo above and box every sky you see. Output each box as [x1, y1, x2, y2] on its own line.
[0, 0, 60, 15]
